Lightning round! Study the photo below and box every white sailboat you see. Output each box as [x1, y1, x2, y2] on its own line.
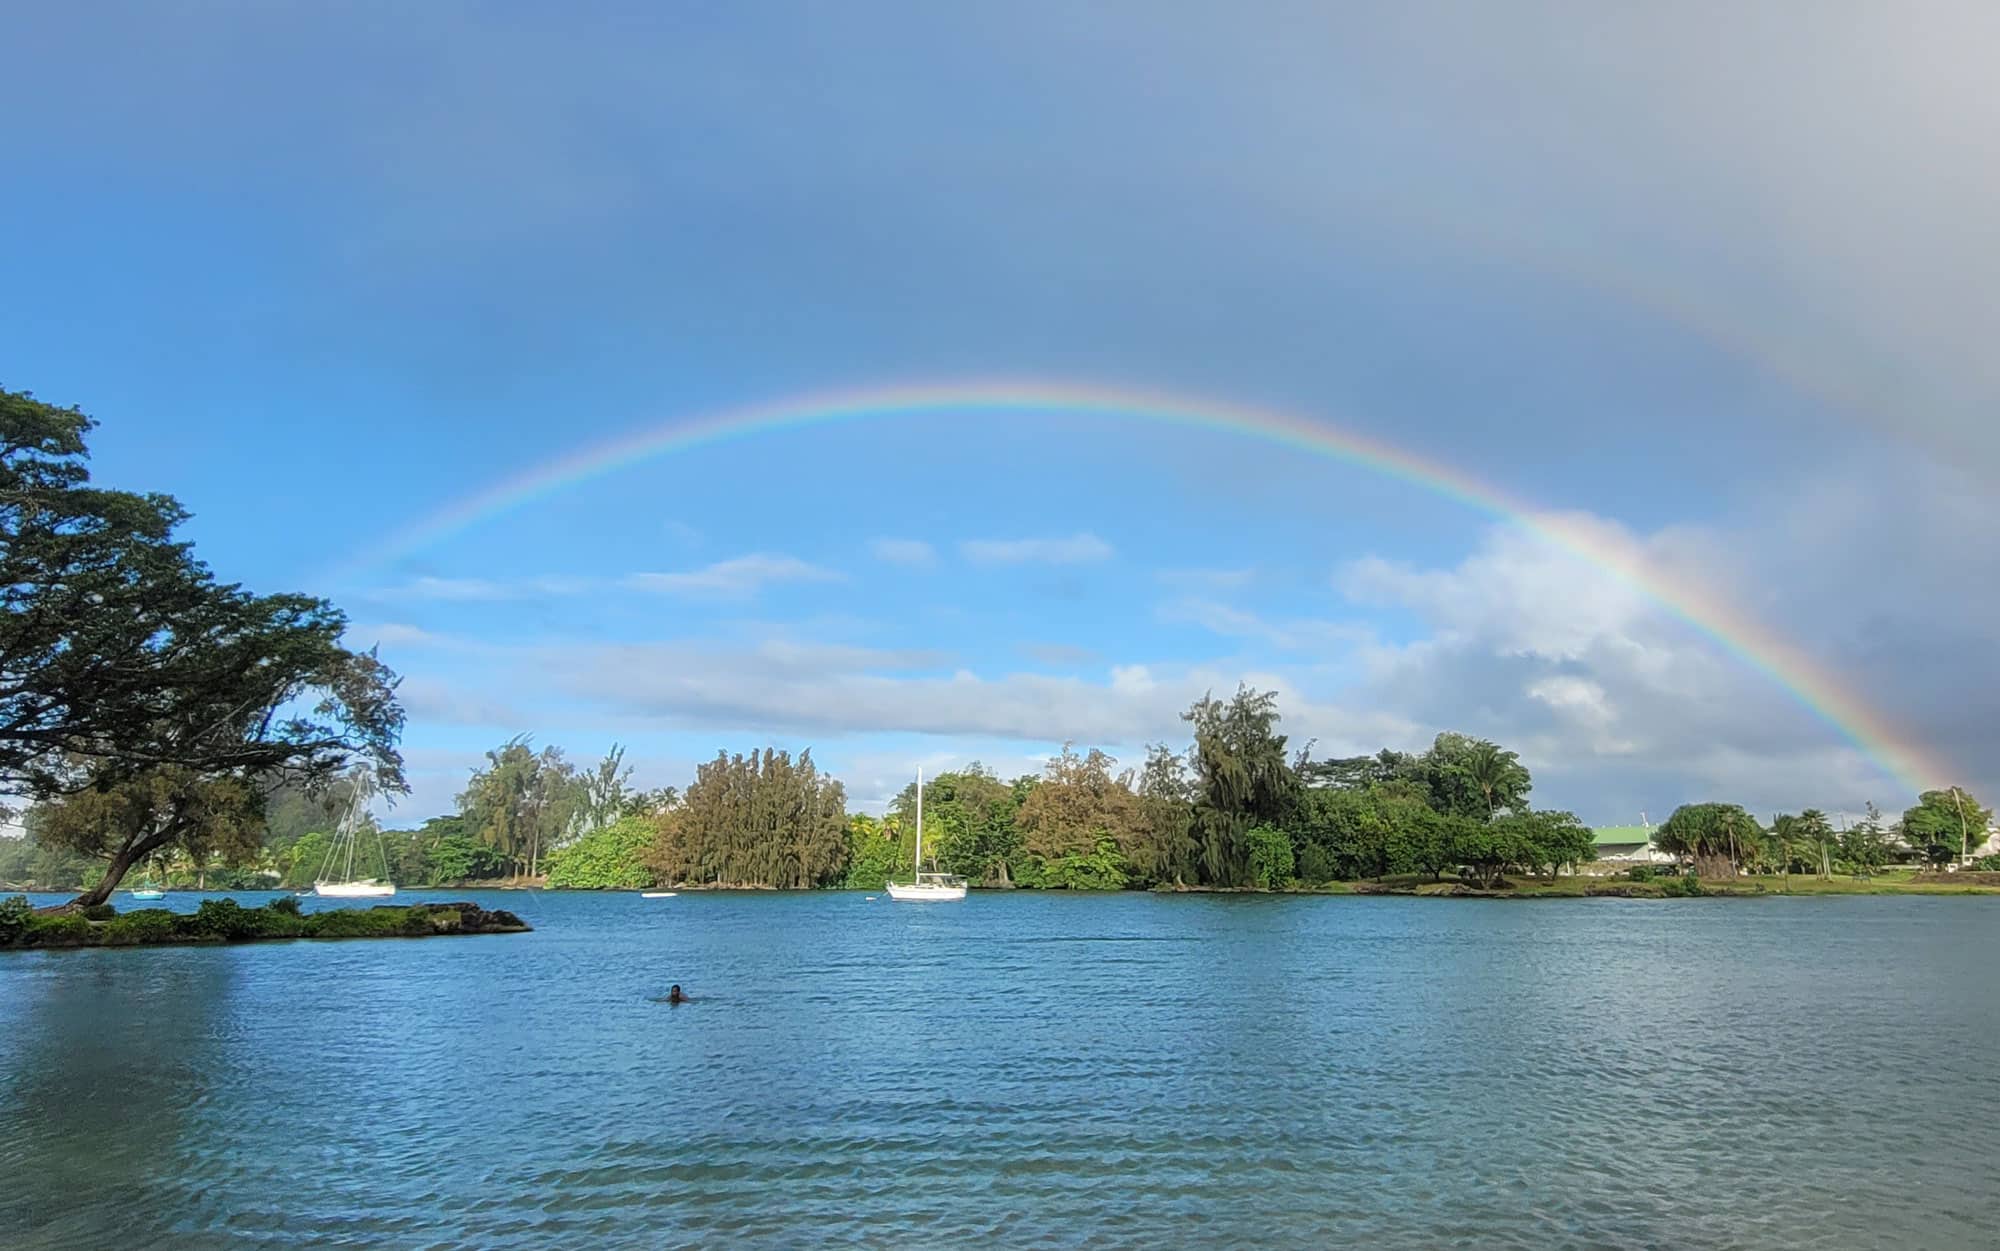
[130, 860, 165, 902]
[885, 767, 967, 902]
[313, 772, 397, 898]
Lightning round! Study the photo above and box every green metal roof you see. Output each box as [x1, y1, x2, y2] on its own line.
[1593, 825, 1652, 846]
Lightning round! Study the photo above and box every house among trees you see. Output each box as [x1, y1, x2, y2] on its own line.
[1589, 821, 1676, 870]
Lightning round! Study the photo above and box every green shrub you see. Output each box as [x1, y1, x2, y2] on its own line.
[81, 903, 117, 922]
[268, 894, 303, 916]
[1972, 854, 2000, 872]
[1041, 840, 1129, 890]
[544, 816, 656, 889]
[24, 912, 93, 946]
[1295, 844, 1338, 885]
[1246, 825, 1297, 890]
[0, 895, 32, 944]
[100, 909, 181, 946]
[184, 898, 259, 941]
[1658, 872, 1706, 897]
[1627, 864, 1655, 882]
[306, 906, 416, 939]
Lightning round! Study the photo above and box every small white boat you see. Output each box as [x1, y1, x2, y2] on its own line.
[313, 880, 397, 898]
[312, 770, 397, 899]
[885, 767, 967, 903]
[641, 891, 678, 898]
[130, 860, 165, 901]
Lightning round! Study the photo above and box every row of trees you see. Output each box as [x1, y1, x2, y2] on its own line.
[836, 690, 1591, 892]
[0, 388, 405, 908]
[1654, 788, 1997, 878]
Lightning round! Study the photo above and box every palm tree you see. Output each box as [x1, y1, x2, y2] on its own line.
[1465, 741, 1530, 819]
[1767, 814, 1802, 885]
[1796, 809, 1835, 879]
[1657, 803, 1764, 878]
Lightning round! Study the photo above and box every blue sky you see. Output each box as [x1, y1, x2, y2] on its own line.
[5, 2, 1997, 824]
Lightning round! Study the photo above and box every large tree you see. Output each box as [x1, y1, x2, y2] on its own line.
[458, 738, 580, 879]
[1655, 802, 1763, 878]
[649, 748, 847, 888]
[889, 764, 1022, 885]
[4, 389, 404, 905]
[1015, 745, 1138, 864]
[1422, 732, 1532, 821]
[1795, 808, 1836, 879]
[574, 744, 635, 836]
[1184, 686, 1297, 886]
[1295, 748, 1422, 792]
[1129, 744, 1197, 888]
[2, 391, 394, 789]
[1902, 787, 1992, 868]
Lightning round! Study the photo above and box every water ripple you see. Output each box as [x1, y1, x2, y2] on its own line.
[2, 891, 1997, 1248]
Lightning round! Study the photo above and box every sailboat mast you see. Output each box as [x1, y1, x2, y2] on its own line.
[915, 767, 924, 877]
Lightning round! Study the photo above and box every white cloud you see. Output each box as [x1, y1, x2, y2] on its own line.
[347, 622, 444, 648]
[361, 574, 590, 602]
[959, 533, 1114, 566]
[395, 676, 529, 728]
[624, 553, 843, 598]
[1158, 598, 1375, 653]
[868, 537, 937, 566]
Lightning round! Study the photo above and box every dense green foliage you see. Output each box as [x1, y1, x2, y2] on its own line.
[1185, 687, 1297, 886]
[841, 815, 904, 889]
[1902, 789, 1994, 866]
[888, 766, 1026, 884]
[0, 894, 527, 948]
[1655, 803, 1764, 877]
[1245, 824, 1295, 888]
[458, 738, 583, 879]
[650, 749, 848, 888]
[2, 388, 406, 907]
[544, 817, 657, 889]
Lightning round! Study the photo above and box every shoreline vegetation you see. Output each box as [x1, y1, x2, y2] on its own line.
[3, 390, 1995, 913]
[0, 896, 529, 951]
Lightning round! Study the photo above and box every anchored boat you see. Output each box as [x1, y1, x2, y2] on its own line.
[884, 767, 967, 902]
[313, 771, 397, 899]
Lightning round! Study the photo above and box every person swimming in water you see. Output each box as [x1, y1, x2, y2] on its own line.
[666, 984, 689, 1005]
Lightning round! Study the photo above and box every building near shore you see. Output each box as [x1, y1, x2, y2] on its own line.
[1590, 822, 1676, 871]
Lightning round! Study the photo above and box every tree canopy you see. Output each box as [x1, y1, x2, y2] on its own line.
[1654, 803, 1763, 877]
[650, 748, 848, 889]
[1902, 788, 1992, 865]
[3, 388, 405, 907]
[1185, 686, 1297, 886]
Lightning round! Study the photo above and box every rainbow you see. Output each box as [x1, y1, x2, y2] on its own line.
[332, 378, 1942, 794]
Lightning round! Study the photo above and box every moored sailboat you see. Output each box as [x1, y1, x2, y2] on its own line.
[884, 767, 967, 902]
[313, 771, 396, 898]
[129, 861, 165, 902]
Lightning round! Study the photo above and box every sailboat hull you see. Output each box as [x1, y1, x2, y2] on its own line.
[129, 889, 164, 901]
[313, 881, 396, 898]
[884, 882, 967, 902]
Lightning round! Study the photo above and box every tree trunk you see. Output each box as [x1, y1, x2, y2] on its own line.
[64, 844, 143, 910]
[1693, 850, 1736, 879]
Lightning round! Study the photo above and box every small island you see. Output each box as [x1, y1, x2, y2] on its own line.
[0, 896, 530, 951]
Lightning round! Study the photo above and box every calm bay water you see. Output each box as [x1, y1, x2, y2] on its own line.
[2, 890, 1995, 1248]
